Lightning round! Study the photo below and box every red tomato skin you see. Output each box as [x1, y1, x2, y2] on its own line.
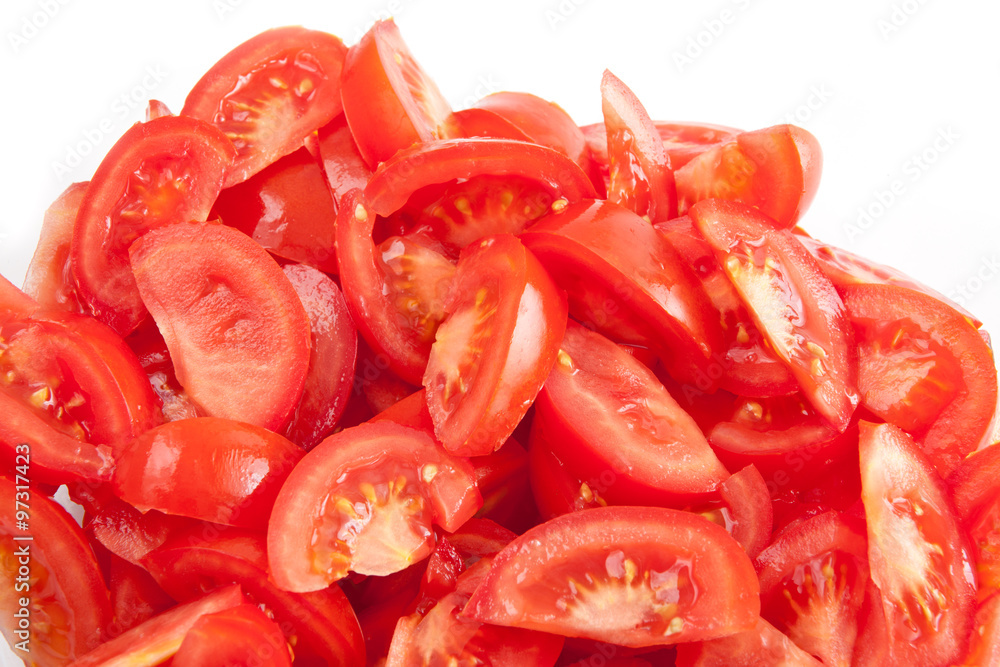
[465, 506, 760, 648]
[23, 181, 89, 313]
[955, 593, 1000, 666]
[316, 113, 373, 203]
[949, 445, 1000, 597]
[281, 264, 358, 450]
[0, 475, 112, 664]
[441, 107, 534, 143]
[532, 322, 729, 507]
[521, 199, 724, 381]
[129, 222, 312, 431]
[0, 273, 38, 321]
[173, 603, 293, 666]
[364, 138, 597, 218]
[182, 26, 348, 186]
[675, 617, 824, 667]
[69, 584, 245, 667]
[212, 146, 340, 273]
[859, 421, 975, 667]
[691, 199, 858, 431]
[341, 19, 451, 167]
[71, 115, 237, 336]
[113, 417, 304, 529]
[582, 120, 741, 173]
[843, 283, 997, 477]
[720, 465, 773, 559]
[424, 235, 568, 457]
[108, 554, 175, 633]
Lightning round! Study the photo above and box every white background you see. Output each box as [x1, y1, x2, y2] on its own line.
[1, 0, 999, 661]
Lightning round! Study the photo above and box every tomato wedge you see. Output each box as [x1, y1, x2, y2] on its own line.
[0, 275, 37, 323]
[130, 222, 311, 431]
[675, 617, 824, 667]
[755, 510, 869, 666]
[70, 115, 236, 336]
[691, 199, 858, 431]
[521, 199, 724, 383]
[955, 593, 1000, 666]
[676, 124, 822, 229]
[23, 181, 88, 313]
[532, 322, 729, 506]
[441, 107, 533, 143]
[843, 283, 997, 476]
[113, 417, 304, 529]
[465, 506, 759, 647]
[423, 234, 566, 456]
[341, 19, 451, 167]
[268, 421, 481, 592]
[860, 421, 975, 666]
[211, 146, 340, 273]
[181, 26, 348, 186]
[0, 475, 111, 664]
[949, 445, 1000, 597]
[108, 554, 175, 633]
[316, 113, 373, 202]
[600, 70, 676, 222]
[582, 120, 741, 173]
[173, 604, 293, 666]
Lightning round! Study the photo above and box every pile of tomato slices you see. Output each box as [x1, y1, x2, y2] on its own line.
[3, 18, 1000, 667]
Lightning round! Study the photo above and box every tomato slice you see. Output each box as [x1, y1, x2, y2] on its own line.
[600, 70, 676, 222]
[86, 494, 193, 566]
[0, 274, 37, 323]
[465, 505, 759, 647]
[949, 445, 1000, 597]
[521, 200, 724, 383]
[113, 417, 304, 529]
[108, 554, 175, 633]
[716, 465, 773, 559]
[23, 181, 88, 313]
[0, 476, 111, 664]
[675, 617, 825, 667]
[441, 107, 533, 142]
[143, 528, 365, 666]
[341, 19, 451, 167]
[182, 26, 348, 186]
[754, 510, 869, 665]
[316, 113, 373, 202]
[124, 318, 201, 422]
[956, 593, 1000, 666]
[387, 558, 565, 666]
[211, 146, 340, 273]
[173, 603, 293, 666]
[423, 234, 567, 456]
[655, 214, 796, 397]
[69, 584, 244, 667]
[281, 264, 358, 449]
[676, 124, 822, 229]
[130, 222, 311, 431]
[843, 283, 997, 476]
[582, 120, 741, 173]
[691, 199, 858, 431]
[532, 322, 728, 506]
[70, 115, 236, 336]
[859, 421, 975, 666]
[268, 421, 481, 592]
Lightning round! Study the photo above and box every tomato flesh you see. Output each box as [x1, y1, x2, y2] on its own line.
[675, 616, 824, 667]
[173, 604, 293, 666]
[23, 181, 88, 314]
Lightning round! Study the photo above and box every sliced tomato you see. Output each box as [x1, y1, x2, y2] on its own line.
[337, 190, 456, 385]
[582, 120, 741, 173]
[145, 99, 172, 120]
[956, 593, 1000, 666]
[676, 124, 822, 229]
[211, 146, 340, 273]
[69, 584, 244, 667]
[316, 113, 373, 202]
[655, 214, 796, 397]
[70, 115, 236, 335]
[465, 506, 758, 647]
[130, 221, 311, 430]
[691, 199, 858, 431]
[387, 558, 565, 666]
[268, 421, 481, 592]
[23, 181, 88, 313]
[469, 436, 534, 532]
[85, 495, 193, 566]
[675, 617, 824, 667]
[532, 322, 728, 506]
[341, 19, 451, 166]
[859, 421, 975, 666]
[0, 274, 37, 322]
[843, 283, 997, 476]
[423, 234, 567, 456]
[108, 554, 175, 633]
[441, 107, 533, 142]
[0, 476, 111, 664]
[173, 603, 293, 666]
[521, 200, 724, 383]
[715, 465, 773, 559]
[754, 510, 869, 666]
[124, 317, 201, 422]
[281, 264, 358, 449]
[600, 70, 676, 222]
[949, 445, 1000, 597]
[113, 417, 304, 529]
[795, 231, 982, 327]
[852, 582, 892, 667]
[356, 340, 419, 415]
[143, 528, 365, 666]
[707, 394, 860, 493]
[182, 26, 348, 186]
